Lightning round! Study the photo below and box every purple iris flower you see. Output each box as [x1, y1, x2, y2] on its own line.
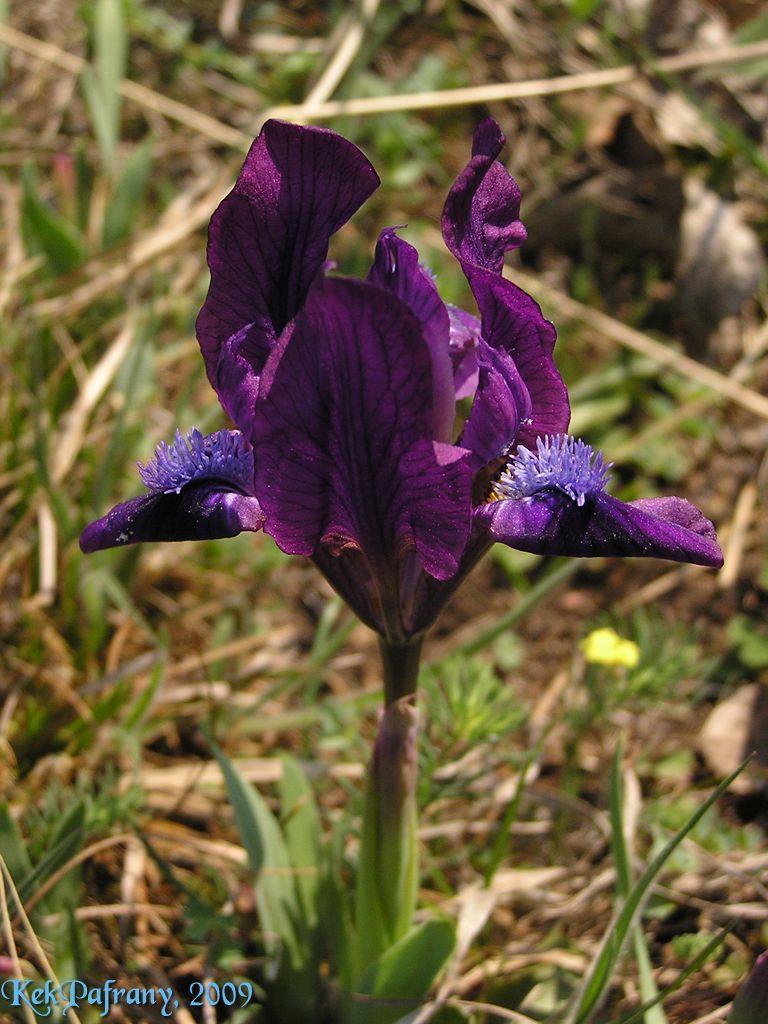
[80, 118, 723, 642]
[729, 951, 768, 1024]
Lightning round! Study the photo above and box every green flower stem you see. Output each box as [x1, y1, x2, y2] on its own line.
[379, 637, 423, 707]
[354, 638, 422, 979]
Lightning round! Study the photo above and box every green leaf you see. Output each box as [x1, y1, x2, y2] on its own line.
[81, 66, 117, 174]
[279, 756, 321, 932]
[21, 166, 87, 276]
[347, 918, 456, 1024]
[564, 0, 605, 21]
[734, 12, 768, 42]
[728, 616, 768, 669]
[323, 820, 356, 989]
[207, 738, 328, 1019]
[73, 144, 93, 234]
[95, 0, 126, 94]
[207, 737, 302, 964]
[0, 804, 34, 884]
[732, 14, 768, 76]
[102, 137, 154, 248]
[615, 930, 729, 1024]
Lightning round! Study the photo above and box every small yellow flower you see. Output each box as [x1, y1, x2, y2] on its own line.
[581, 627, 640, 669]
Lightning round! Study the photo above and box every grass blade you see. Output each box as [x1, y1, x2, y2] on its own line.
[82, 0, 127, 171]
[608, 741, 667, 1024]
[102, 136, 153, 248]
[568, 756, 750, 1024]
[483, 749, 536, 886]
[15, 802, 86, 909]
[615, 930, 729, 1024]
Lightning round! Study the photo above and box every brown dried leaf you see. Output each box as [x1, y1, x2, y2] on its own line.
[676, 177, 764, 355]
[697, 683, 768, 792]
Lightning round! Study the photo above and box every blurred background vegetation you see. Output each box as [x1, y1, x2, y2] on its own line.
[1, 0, 767, 1021]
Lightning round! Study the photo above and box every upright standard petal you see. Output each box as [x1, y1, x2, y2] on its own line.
[441, 118, 527, 274]
[196, 119, 380, 435]
[79, 429, 264, 552]
[468, 270, 570, 450]
[252, 277, 473, 583]
[368, 229, 455, 443]
[442, 119, 569, 449]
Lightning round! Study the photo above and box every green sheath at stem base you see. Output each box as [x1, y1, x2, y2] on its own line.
[354, 638, 422, 978]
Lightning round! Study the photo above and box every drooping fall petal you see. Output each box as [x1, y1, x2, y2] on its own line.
[79, 488, 265, 552]
[479, 490, 723, 567]
[79, 430, 264, 551]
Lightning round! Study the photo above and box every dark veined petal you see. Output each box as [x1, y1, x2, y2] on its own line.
[79, 488, 265, 552]
[196, 119, 380, 436]
[442, 119, 569, 449]
[251, 277, 473, 581]
[467, 270, 570, 447]
[441, 118, 527, 274]
[368, 228, 455, 443]
[478, 490, 723, 567]
[79, 428, 264, 552]
[460, 339, 531, 469]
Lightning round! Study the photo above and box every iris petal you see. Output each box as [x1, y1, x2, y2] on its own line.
[196, 119, 380, 436]
[80, 428, 264, 552]
[252, 276, 473, 582]
[447, 304, 481, 399]
[461, 339, 531, 468]
[368, 229, 455, 443]
[442, 118, 527, 274]
[478, 490, 723, 567]
[466, 271, 570, 446]
[442, 119, 569, 448]
[79, 487, 265, 552]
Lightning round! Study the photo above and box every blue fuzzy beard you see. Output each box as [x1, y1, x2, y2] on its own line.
[496, 435, 611, 506]
[138, 429, 253, 494]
